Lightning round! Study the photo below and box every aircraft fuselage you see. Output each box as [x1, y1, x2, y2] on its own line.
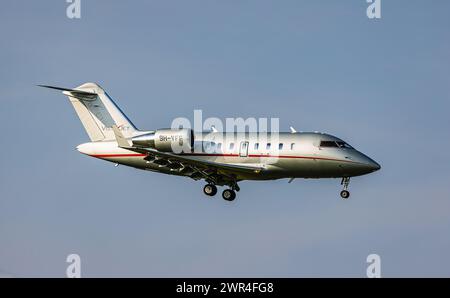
[77, 131, 380, 181]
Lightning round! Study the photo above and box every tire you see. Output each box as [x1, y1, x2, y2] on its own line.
[340, 190, 350, 199]
[203, 184, 217, 196]
[222, 189, 236, 201]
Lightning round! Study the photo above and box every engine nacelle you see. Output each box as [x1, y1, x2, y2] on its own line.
[131, 128, 194, 153]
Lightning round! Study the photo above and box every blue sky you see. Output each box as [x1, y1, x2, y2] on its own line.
[0, 0, 449, 277]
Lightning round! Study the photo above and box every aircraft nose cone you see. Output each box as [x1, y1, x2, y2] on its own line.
[367, 159, 381, 172]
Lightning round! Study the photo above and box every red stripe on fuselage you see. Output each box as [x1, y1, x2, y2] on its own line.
[88, 152, 356, 164]
[90, 153, 147, 158]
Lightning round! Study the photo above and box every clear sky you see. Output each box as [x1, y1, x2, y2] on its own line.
[0, 0, 449, 277]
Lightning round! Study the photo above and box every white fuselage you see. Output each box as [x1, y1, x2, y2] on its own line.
[77, 132, 380, 181]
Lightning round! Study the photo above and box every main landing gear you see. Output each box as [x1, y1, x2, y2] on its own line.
[340, 177, 350, 199]
[222, 189, 236, 201]
[203, 184, 217, 196]
[202, 183, 239, 202]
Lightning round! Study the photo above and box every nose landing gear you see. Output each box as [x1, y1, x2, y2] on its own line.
[340, 177, 350, 199]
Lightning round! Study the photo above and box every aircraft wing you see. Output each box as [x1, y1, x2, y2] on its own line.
[111, 126, 264, 183]
[137, 147, 264, 174]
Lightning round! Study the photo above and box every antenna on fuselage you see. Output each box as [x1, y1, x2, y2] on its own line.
[210, 126, 218, 133]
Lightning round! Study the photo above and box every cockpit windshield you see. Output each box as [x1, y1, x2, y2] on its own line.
[336, 141, 353, 149]
[320, 140, 353, 149]
[319, 141, 339, 148]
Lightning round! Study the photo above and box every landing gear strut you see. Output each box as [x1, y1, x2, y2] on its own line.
[340, 177, 350, 199]
[203, 184, 217, 196]
[231, 181, 240, 192]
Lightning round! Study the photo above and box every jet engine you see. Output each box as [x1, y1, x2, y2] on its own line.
[131, 128, 194, 153]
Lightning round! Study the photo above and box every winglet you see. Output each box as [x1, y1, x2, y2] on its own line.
[112, 125, 132, 147]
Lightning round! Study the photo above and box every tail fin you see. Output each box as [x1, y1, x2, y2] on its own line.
[40, 83, 138, 141]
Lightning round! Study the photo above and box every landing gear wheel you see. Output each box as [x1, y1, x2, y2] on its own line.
[203, 184, 217, 196]
[222, 189, 236, 201]
[340, 190, 350, 199]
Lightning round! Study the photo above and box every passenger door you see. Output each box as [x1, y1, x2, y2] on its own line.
[239, 141, 249, 157]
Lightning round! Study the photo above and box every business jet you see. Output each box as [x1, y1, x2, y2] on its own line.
[39, 83, 380, 202]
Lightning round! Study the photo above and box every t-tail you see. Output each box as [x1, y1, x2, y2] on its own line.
[39, 82, 140, 141]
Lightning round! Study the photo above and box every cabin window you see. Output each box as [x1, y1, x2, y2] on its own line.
[319, 141, 339, 148]
[217, 143, 222, 151]
[229, 143, 234, 150]
[254, 143, 259, 150]
[290, 143, 295, 150]
[279, 143, 283, 150]
[266, 143, 271, 150]
[203, 142, 215, 153]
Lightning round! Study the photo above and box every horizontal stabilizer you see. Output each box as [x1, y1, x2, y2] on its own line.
[38, 85, 97, 100]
